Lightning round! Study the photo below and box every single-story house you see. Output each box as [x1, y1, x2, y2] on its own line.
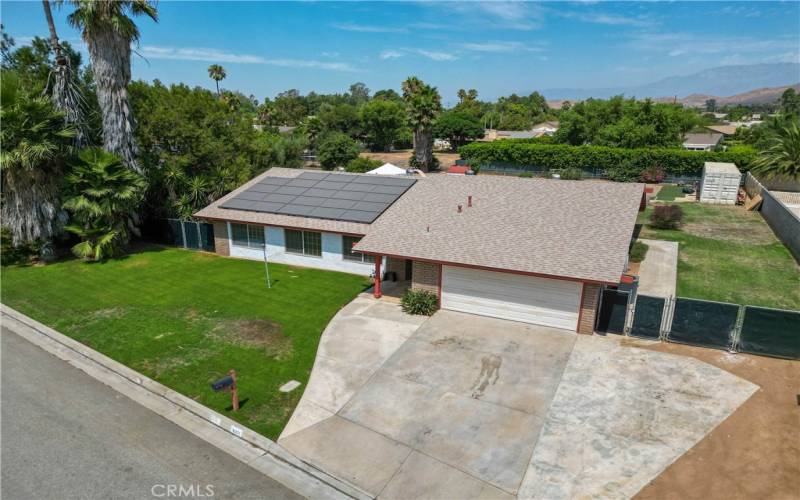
[195, 168, 644, 334]
[479, 129, 538, 141]
[683, 132, 723, 151]
[704, 124, 738, 136]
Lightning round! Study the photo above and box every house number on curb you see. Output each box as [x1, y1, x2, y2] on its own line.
[230, 425, 244, 438]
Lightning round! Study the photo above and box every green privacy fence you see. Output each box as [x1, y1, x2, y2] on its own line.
[166, 219, 215, 252]
[596, 288, 799, 360]
[738, 306, 800, 360]
[628, 295, 664, 340]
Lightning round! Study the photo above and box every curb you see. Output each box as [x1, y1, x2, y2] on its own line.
[1, 304, 372, 500]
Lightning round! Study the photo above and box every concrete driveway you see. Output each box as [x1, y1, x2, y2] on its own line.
[280, 298, 757, 499]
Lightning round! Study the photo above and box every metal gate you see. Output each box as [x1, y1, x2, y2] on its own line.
[165, 219, 215, 252]
[595, 289, 630, 334]
[629, 295, 665, 339]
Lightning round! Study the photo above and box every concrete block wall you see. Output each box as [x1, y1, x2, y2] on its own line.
[212, 221, 230, 256]
[411, 261, 440, 294]
[578, 283, 601, 334]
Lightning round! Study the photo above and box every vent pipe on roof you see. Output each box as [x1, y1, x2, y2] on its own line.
[467, 195, 473, 207]
[457, 204, 463, 213]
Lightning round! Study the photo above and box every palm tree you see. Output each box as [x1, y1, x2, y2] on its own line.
[750, 120, 800, 180]
[65, 0, 158, 172]
[402, 76, 442, 172]
[42, 0, 87, 147]
[208, 64, 226, 96]
[63, 147, 146, 260]
[0, 71, 76, 246]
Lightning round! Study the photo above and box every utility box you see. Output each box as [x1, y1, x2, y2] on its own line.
[700, 162, 741, 205]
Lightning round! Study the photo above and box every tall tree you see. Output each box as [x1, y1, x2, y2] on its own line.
[42, 0, 87, 147]
[0, 71, 75, 246]
[749, 120, 800, 180]
[207, 64, 226, 96]
[65, 0, 157, 171]
[402, 76, 441, 172]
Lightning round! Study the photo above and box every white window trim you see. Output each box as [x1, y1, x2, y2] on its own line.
[342, 235, 367, 263]
[285, 229, 322, 258]
[230, 222, 265, 249]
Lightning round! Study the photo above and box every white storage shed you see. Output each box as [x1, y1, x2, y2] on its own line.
[700, 162, 741, 205]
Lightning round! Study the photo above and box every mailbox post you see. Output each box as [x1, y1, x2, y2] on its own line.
[211, 369, 239, 411]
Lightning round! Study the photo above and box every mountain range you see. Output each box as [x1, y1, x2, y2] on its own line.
[541, 63, 800, 102]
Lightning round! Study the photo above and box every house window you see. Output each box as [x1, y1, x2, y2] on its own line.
[285, 229, 322, 257]
[231, 223, 264, 248]
[342, 235, 366, 262]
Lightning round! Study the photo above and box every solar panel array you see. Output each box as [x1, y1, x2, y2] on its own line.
[220, 172, 416, 224]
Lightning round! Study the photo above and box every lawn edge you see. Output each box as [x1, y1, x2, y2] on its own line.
[0, 303, 372, 500]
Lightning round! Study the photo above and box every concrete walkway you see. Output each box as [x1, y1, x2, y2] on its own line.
[280, 294, 428, 439]
[637, 239, 679, 298]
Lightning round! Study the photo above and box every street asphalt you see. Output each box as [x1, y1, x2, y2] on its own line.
[1, 326, 302, 500]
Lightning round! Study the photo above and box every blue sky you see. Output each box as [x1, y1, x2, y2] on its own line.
[2, 1, 798, 104]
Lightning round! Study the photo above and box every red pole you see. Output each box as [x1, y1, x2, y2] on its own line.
[374, 255, 382, 298]
[229, 369, 239, 411]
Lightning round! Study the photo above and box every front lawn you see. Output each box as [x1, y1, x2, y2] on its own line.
[637, 203, 800, 310]
[1, 246, 369, 439]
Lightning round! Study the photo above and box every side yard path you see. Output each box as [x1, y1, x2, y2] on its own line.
[0, 246, 369, 439]
[637, 204, 800, 310]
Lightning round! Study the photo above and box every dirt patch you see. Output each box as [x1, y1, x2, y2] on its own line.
[635, 343, 799, 500]
[211, 319, 292, 359]
[88, 308, 126, 320]
[682, 222, 776, 244]
[120, 258, 150, 269]
[360, 150, 460, 168]
[139, 346, 214, 377]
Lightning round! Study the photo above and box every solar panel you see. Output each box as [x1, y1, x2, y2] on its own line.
[219, 171, 415, 223]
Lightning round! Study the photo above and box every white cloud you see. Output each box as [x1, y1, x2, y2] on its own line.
[138, 46, 360, 72]
[379, 50, 404, 60]
[459, 41, 545, 53]
[425, 2, 544, 31]
[321, 51, 340, 58]
[627, 32, 800, 58]
[414, 49, 458, 61]
[332, 22, 406, 33]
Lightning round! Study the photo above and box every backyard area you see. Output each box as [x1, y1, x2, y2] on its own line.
[0, 246, 369, 439]
[637, 202, 800, 310]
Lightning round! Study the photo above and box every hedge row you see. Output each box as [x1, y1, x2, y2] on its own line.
[459, 140, 757, 181]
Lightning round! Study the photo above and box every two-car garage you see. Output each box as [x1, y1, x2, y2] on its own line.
[440, 266, 583, 331]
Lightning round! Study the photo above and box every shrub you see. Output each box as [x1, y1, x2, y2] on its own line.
[345, 157, 382, 173]
[458, 140, 757, 181]
[401, 289, 439, 316]
[650, 204, 684, 229]
[640, 163, 665, 183]
[629, 241, 649, 263]
[519, 172, 533, 178]
[317, 132, 360, 170]
[558, 167, 583, 180]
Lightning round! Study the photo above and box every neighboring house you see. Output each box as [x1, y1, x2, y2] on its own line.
[531, 121, 559, 136]
[366, 163, 408, 176]
[434, 138, 452, 150]
[479, 129, 538, 141]
[278, 125, 297, 134]
[704, 124, 738, 136]
[711, 112, 728, 120]
[683, 132, 723, 151]
[196, 168, 644, 334]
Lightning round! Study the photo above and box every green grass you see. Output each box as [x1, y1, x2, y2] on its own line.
[653, 184, 684, 201]
[0, 246, 369, 439]
[638, 203, 800, 310]
[629, 240, 649, 263]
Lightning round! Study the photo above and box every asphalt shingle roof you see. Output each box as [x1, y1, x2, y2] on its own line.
[354, 175, 644, 283]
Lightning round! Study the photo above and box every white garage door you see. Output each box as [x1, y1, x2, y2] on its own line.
[441, 266, 582, 330]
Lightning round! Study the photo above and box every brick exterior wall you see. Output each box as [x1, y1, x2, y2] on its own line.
[212, 221, 230, 257]
[577, 283, 601, 334]
[386, 257, 409, 280]
[411, 261, 439, 294]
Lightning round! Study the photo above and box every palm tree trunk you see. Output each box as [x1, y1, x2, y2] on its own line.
[413, 129, 433, 172]
[87, 29, 139, 171]
[42, 0, 87, 148]
[215, 79, 220, 96]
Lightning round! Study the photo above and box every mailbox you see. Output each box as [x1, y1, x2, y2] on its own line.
[211, 375, 234, 392]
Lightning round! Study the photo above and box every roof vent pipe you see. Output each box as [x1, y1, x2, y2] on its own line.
[467, 195, 473, 207]
[457, 204, 463, 213]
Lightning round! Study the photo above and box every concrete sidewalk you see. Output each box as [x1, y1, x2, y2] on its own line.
[637, 239, 679, 298]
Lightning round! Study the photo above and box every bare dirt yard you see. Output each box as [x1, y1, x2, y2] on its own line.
[360, 150, 460, 168]
[634, 341, 799, 500]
